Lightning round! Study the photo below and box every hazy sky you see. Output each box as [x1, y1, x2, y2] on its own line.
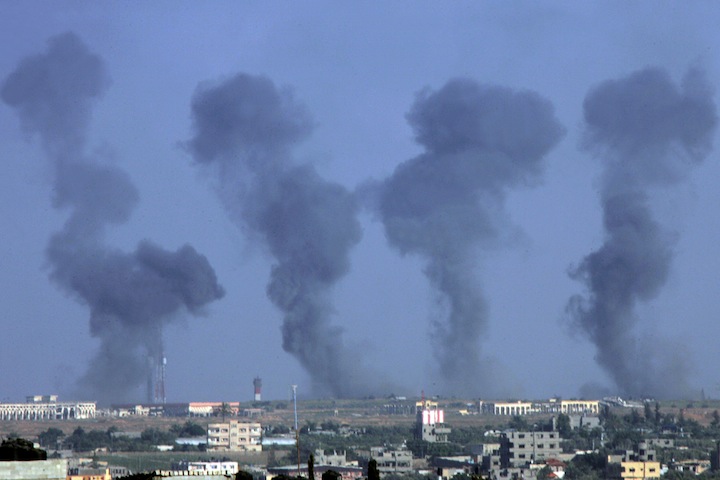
[2, 2, 720, 404]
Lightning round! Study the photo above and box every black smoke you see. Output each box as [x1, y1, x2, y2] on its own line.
[567, 67, 717, 398]
[2, 32, 224, 403]
[373, 79, 564, 395]
[186, 73, 368, 397]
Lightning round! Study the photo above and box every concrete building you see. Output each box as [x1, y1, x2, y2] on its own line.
[416, 400, 451, 443]
[174, 461, 239, 475]
[0, 398, 95, 421]
[548, 399, 600, 415]
[315, 450, 351, 467]
[207, 420, 261, 452]
[67, 466, 111, 480]
[0, 459, 67, 480]
[480, 401, 533, 416]
[620, 461, 661, 480]
[499, 431, 563, 468]
[370, 447, 413, 474]
[568, 414, 601, 430]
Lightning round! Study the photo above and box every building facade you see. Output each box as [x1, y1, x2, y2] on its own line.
[370, 447, 413, 474]
[499, 431, 562, 468]
[0, 399, 95, 421]
[621, 461, 661, 480]
[416, 400, 451, 443]
[207, 420, 261, 452]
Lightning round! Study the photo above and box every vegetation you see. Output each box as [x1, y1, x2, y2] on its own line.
[0, 437, 47, 461]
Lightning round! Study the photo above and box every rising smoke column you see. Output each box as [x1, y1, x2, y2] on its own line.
[567, 67, 717, 398]
[186, 74, 367, 397]
[1, 32, 224, 403]
[374, 79, 564, 395]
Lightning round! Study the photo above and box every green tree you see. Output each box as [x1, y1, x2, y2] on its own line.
[37, 428, 64, 448]
[236, 471, 254, 480]
[321, 470, 341, 480]
[0, 438, 47, 461]
[536, 465, 553, 480]
[308, 453, 315, 480]
[556, 414, 572, 437]
[509, 415, 528, 430]
[368, 458, 380, 480]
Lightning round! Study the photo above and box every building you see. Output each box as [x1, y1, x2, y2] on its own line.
[568, 414, 601, 430]
[266, 465, 363, 480]
[370, 447, 413, 474]
[173, 461, 239, 475]
[0, 459, 67, 480]
[67, 466, 112, 480]
[620, 461, 661, 480]
[314, 450, 352, 467]
[547, 399, 600, 415]
[0, 397, 95, 421]
[478, 398, 600, 416]
[416, 400, 451, 443]
[207, 420, 261, 452]
[499, 431, 563, 468]
[480, 401, 533, 416]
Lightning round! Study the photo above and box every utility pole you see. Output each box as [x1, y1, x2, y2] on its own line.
[293, 385, 300, 476]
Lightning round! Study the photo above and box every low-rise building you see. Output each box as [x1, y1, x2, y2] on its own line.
[620, 461, 661, 480]
[207, 420, 261, 452]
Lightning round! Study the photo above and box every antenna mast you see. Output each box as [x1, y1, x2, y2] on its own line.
[292, 385, 299, 474]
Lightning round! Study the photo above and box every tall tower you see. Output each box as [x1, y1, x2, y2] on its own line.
[253, 376, 262, 401]
[147, 353, 167, 404]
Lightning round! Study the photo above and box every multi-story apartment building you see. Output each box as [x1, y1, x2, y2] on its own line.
[207, 420, 261, 452]
[370, 447, 413, 474]
[499, 430, 562, 468]
[416, 400, 451, 443]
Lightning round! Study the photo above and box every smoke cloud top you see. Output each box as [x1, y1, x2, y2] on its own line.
[186, 74, 369, 397]
[374, 79, 564, 395]
[2, 32, 224, 403]
[568, 67, 717, 398]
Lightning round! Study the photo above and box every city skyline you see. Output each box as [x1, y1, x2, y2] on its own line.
[1, 3, 720, 403]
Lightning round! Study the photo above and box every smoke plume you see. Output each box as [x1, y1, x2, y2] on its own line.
[374, 79, 564, 395]
[186, 73, 368, 397]
[2, 32, 224, 403]
[567, 67, 717, 398]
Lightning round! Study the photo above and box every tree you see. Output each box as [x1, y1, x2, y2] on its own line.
[236, 471, 254, 480]
[322, 470, 341, 480]
[0, 438, 47, 461]
[308, 453, 315, 480]
[368, 458, 380, 480]
[219, 402, 232, 421]
[37, 428, 65, 448]
[536, 465, 553, 480]
[556, 414, 572, 437]
[509, 415, 528, 431]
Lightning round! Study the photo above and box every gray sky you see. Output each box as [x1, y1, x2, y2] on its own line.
[1, 2, 720, 404]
